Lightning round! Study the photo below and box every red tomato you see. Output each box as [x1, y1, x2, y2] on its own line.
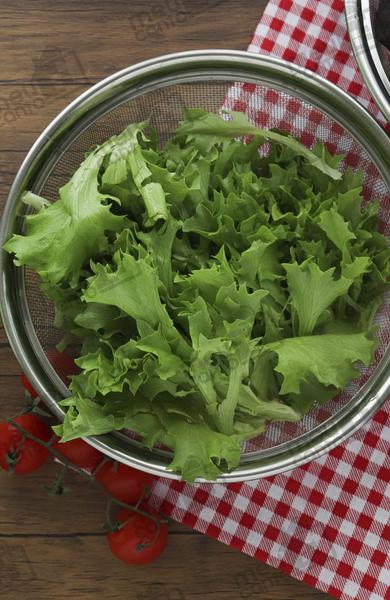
[20, 351, 79, 398]
[45, 349, 80, 385]
[95, 461, 155, 504]
[51, 436, 103, 470]
[108, 505, 168, 565]
[0, 414, 51, 474]
[20, 372, 39, 399]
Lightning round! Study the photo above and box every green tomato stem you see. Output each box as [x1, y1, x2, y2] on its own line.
[0, 416, 166, 527]
[108, 494, 168, 526]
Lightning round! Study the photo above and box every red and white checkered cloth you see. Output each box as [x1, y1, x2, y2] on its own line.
[150, 2, 390, 599]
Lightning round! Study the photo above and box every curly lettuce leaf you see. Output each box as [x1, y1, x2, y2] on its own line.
[54, 393, 241, 483]
[283, 261, 352, 336]
[317, 207, 356, 261]
[158, 415, 241, 482]
[265, 333, 375, 395]
[4, 147, 125, 287]
[176, 108, 343, 180]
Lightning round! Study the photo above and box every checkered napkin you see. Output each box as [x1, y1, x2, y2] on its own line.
[150, 2, 390, 599]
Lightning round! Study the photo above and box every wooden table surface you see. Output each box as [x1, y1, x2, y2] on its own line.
[0, 2, 331, 598]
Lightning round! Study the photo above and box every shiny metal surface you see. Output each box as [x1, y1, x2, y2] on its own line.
[1, 50, 390, 482]
[345, 0, 390, 121]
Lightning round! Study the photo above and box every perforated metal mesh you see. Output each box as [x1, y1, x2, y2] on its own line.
[24, 79, 389, 454]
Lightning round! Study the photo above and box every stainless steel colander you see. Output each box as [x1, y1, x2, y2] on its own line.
[346, 0, 390, 122]
[1, 50, 390, 482]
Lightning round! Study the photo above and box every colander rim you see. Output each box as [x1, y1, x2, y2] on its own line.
[345, 0, 390, 122]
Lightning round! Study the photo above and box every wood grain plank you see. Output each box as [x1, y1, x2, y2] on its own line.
[0, 85, 90, 153]
[0, 0, 258, 82]
[0, 535, 331, 600]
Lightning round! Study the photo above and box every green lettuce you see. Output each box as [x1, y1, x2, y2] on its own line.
[5, 109, 389, 481]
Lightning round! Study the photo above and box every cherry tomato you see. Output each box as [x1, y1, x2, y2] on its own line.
[0, 414, 51, 474]
[20, 350, 79, 399]
[108, 505, 168, 565]
[95, 461, 155, 504]
[20, 372, 39, 399]
[51, 436, 103, 470]
[46, 349, 80, 385]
